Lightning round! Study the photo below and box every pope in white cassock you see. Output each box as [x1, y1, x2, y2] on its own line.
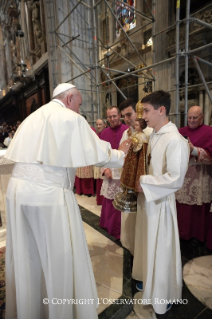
[4, 83, 131, 319]
[132, 91, 190, 315]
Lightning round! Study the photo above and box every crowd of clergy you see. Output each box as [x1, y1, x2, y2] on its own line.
[76, 102, 212, 252]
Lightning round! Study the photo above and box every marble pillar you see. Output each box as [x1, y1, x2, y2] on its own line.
[204, 89, 212, 125]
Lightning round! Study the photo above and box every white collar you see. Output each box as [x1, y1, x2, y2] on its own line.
[52, 99, 66, 108]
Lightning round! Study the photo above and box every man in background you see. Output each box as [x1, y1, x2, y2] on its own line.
[99, 106, 128, 239]
[96, 118, 106, 134]
[176, 105, 212, 250]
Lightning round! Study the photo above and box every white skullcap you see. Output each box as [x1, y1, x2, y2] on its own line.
[53, 83, 76, 98]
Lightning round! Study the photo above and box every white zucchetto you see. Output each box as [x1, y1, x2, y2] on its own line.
[53, 83, 76, 98]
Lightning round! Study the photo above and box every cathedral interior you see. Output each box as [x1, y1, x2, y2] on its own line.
[0, 0, 212, 318]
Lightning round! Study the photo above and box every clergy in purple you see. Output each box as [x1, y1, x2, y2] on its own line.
[176, 106, 212, 250]
[99, 106, 128, 239]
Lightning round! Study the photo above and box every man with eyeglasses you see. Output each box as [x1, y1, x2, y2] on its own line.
[99, 106, 128, 239]
[176, 105, 212, 251]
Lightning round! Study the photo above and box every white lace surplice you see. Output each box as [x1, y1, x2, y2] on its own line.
[100, 168, 122, 199]
[175, 147, 212, 210]
[76, 166, 94, 178]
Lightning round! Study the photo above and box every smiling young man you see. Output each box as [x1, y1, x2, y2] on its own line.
[132, 90, 190, 315]
[118, 98, 152, 255]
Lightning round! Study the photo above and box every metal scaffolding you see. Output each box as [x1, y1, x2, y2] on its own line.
[45, 0, 212, 127]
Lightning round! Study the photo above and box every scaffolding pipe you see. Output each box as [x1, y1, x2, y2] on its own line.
[184, 0, 190, 125]
[47, 1, 58, 90]
[93, 0, 102, 8]
[104, 0, 154, 80]
[153, 21, 182, 38]
[152, 0, 156, 92]
[175, 0, 180, 127]
[194, 56, 212, 68]
[98, 45, 153, 81]
[56, 33, 96, 85]
[188, 42, 212, 55]
[98, 56, 175, 86]
[88, 4, 95, 123]
[55, 0, 83, 32]
[189, 18, 212, 30]
[168, 80, 212, 93]
[92, 0, 100, 118]
[76, 0, 91, 9]
[101, 21, 153, 52]
[66, 69, 91, 82]
[61, 35, 80, 47]
[44, 1, 212, 124]
[101, 69, 127, 99]
[95, 19, 153, 81]
[101, 67, 150, 79]
[144, 0, 155, 20]
[192, 56, 212, 104]
[57, 44, 94, 84]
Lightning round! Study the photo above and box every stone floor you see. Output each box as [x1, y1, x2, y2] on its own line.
[1, 193, 212, 319]
[76, 194, 212, 319]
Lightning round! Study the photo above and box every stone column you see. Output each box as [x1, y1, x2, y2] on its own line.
[204, 89, 212, 125]
[40, 0, 47, 53]
[26, 2, 35, 64]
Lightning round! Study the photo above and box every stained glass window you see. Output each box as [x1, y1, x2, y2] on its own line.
[115, 1, 136, 38]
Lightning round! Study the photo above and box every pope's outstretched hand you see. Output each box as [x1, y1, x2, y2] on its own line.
[118, 138, 131, 154]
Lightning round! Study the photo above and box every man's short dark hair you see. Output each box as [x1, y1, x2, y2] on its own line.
[119, 98, 137, 112]
[141, 90, 171, 115]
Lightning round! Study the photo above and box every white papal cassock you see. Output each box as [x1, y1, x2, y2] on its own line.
[132, 122, 190, 314]
[5, 100, 125, 319]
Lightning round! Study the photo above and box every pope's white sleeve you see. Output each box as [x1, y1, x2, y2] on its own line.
[95, 149, 125, 168]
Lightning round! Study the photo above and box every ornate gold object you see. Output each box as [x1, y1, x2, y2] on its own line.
[112, 186, 137, 213]
[136, 101, 144, 119]
[131, 136, 139, 145]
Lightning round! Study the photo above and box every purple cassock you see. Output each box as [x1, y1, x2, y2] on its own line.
[176, 124, 212, 250]
[99, 123, 128, 239]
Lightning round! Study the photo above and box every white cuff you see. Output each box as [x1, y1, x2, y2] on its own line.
[191, 147, 198, 157]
